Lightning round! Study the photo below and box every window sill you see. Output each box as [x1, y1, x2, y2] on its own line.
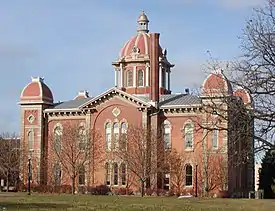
[184, 148, 194, 152]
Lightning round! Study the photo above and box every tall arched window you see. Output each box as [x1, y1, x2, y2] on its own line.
[105, 163, 111, 185]
[113, 123, 119, 151]
[105, 122, 112, 151]
[78, 124, 87, 150]
[212, 129, 218, 149]
[78, 165, 85, 185]
[27, 130, 34, 151]
[121, 163, 126, 185]
[121, 122, 127, 150]
[138, 70, 144, 87]
[53, 163, 61, 186]
[184, 123, 194, 149]
[163, 120, 171, 150]
[127, 70, 133, 87]
[185, 164, 193, 186]
[54, 125, 62, 152]
[113, 162, 118, 185]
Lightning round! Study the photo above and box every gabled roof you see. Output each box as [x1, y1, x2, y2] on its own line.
[159, 94, 201, 107]
[79, 87, 153, 109]
[44, 89, 202, 113]
[53, 98, 92, 109]
[134, 93, 202, 108]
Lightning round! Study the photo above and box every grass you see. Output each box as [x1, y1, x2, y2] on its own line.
[0, 193, 274, 211]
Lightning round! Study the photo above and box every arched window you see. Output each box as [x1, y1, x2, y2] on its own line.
[212, 129, 218, 149]
[138, 70, 144, 87]
[37, 165, 40, 184]
[54, 125, 62, 152]
[105, 122, 112, 151]
[121, 163, 126, 185]
[127, 70, 133, 87]
[53, 163, 61, 186]
[113, 162, 118, 185]
[184, 123, 194, 149]
[27, 130, 34, 151]
[185, 164, 193, 186]
[163, 120, 171, 150]
[78, 125, 87, 150]
[113, 123, 119, 151]
[78, 165, 85, 185]
[121, 122, 127, 150]
[105, 163, 111, 185]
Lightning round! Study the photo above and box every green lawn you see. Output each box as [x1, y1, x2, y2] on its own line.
[0, 193, 274, 211]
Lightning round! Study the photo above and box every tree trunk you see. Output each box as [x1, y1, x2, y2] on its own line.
[71, 176, 76, 195]
[141, 180, 145, 197]
[6, 175, 9, 192]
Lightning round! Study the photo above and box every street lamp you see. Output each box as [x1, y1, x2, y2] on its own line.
[195, 164, 198, 197]
[27, 157, 31, 195]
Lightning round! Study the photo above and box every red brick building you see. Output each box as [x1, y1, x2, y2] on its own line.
[19, 12, 254, 196]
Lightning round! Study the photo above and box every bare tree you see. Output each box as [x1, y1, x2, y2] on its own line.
[0, 133, 20, 192]
[166, 149, 187, 196]
[114, 125, 166, 197]
[49, 122, 103, 194]
[230, 0, 275, 150]
[196, 147, 228, 196]
[200, 0, 275, 152]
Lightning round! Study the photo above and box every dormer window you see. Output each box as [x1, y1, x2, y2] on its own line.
[138, 70, 144, 87]
[127, 70, 133, 87]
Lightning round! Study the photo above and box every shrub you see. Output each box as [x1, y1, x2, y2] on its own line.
[89, 185, 110, 195]
[112, 187, 134, 195]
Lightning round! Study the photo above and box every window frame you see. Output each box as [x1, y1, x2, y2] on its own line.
[184, 122, 194, 150]
[163, 120, 171, 150]
[212, 129, 218, 149]
[27, 130, 34, 151]
[185, 164, 193, 186]
[113, 122, 119, 151]
[137, 70, 144, 87]
[126, 70, 133, 87]
[105, 122, 112, 151]
[105, 162, 111, 185]
[113, 162, 119, 186]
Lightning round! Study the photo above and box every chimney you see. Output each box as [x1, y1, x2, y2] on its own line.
[185, 88, 190, 95]
[149, 33, 160, 104]
[74, 90, 89, 100]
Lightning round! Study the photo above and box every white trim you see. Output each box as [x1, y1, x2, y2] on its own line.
[134, 34, 141, 47]
[124, 36, 136, 57]
[44, 108, 81, 113]
[120, 63, 124, 88]
[79, 87, 152, 109]
[114, 69, 118, 87]
[159, 67, 163, 88]
[120, 40, 130, 58]
[133, 66, 137, 87]
[137, 69, 145, 87]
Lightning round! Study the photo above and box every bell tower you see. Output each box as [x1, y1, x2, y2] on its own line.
[112, 12, 174, 96]
[19, 77, 54, 185]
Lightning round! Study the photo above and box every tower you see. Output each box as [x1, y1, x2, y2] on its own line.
[112, 11, 174, 97]
[19, 77, 54, 185]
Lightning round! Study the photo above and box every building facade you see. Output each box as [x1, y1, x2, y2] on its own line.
[19, 12, 254, 196]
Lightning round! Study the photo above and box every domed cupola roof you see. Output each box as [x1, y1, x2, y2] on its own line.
[20, 77, 54, 105]
[119, 11, 163, 60]
[202, 70, 233, 96]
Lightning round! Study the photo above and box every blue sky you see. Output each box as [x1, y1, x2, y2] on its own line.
[0, 0, 264, 133]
